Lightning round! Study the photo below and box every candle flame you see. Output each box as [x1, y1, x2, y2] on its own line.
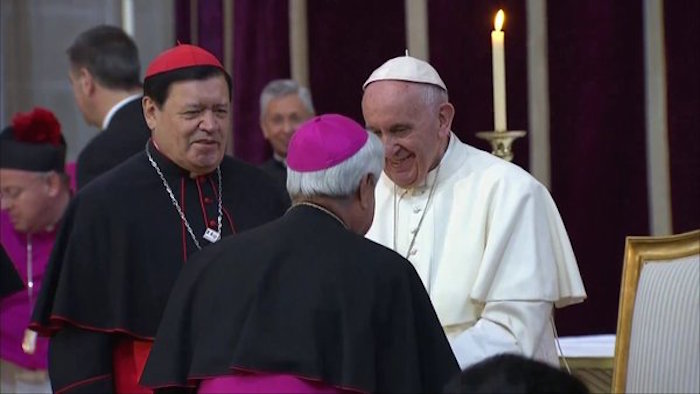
[494, 9, 505, 31]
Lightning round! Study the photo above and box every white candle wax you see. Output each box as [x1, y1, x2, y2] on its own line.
[492, 10, 507, 132]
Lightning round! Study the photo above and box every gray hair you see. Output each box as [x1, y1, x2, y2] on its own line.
[286, 131, 384, 199]
[420, 83, 449, 109]
[259, 79, 315, 118]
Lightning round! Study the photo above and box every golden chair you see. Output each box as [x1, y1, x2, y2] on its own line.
[612, 229, 700, 393]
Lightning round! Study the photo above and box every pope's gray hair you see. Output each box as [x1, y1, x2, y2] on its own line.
[286, 131, 384, 199]
[259, 79, 315, 119]
[420, 83, 449, 109]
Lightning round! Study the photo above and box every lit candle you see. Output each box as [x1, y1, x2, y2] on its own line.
[491, 9, 507, 131]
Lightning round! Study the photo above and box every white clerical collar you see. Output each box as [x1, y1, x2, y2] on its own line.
[102, 94, 141, 130]
[395, 133, 455, 195]
[273, 152, 287, 167]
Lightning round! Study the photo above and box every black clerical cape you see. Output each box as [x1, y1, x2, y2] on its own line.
[1, 245, 24, 298]
[31, 141, 290, 393]
[141, 205, 460, 393]
[76, 97, 150, 189]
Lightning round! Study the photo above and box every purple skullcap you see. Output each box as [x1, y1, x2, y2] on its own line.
[287, 114, 368, 172]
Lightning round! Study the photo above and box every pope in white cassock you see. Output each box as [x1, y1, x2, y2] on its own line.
[361, 55, 587, 369]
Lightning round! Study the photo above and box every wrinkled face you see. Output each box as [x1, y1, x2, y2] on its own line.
[144, 75, 230, 176]
[0, 169, 52, 233]
[362, 81, 451, 188]
[261, 94, 313, 158]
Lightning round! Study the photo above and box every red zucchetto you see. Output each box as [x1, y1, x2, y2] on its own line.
[145, 44, 224, 79]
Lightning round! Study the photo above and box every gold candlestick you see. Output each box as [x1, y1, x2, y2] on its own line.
[475, 130, 526, 162]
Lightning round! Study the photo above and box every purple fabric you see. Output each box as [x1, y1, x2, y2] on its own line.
[198, 373, 351, 394]
[307, 0, 405, 126]
[428, 0, 530, 169]
[65, 161, 76, 191]
[0, 161, 75, 369]
[287, 114, 368, 172]
[174, 0, 191, 44]
[197, 0, 224, 64]
[547, 0, 648, 335]
[665, 0, 700, 234]
[0, 213, 52, 370]
[232, 0, 290, 164]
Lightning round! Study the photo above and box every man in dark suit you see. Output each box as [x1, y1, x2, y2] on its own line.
[68, 25, 150, 189]
[258, 79, 314, 186]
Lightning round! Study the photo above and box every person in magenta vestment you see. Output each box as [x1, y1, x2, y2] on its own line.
[0, 107, 73, 393]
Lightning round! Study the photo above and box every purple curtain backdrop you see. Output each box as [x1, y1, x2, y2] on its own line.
[307, 0, 406, 125]
[174, 0, 697, 337]
[174, 0, 224, 62]
[548, 1, 649, 335]
[429, 0, 530, 170]
[665, 0, 700, 234]
[174, 0, 190, 44]
[197, 0, 224, 62]
[232, 0, 290, 163]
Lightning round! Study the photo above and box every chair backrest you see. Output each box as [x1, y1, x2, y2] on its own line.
[612, 229, 700, 393]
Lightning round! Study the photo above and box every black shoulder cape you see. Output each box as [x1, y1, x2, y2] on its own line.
[32, 144, 290, 338]
[1, 244, 24, 298]
[141, 205, 459, 393]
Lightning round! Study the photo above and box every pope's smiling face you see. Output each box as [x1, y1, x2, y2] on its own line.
[144, 75, 230, 176]
[361, 80, 452, 188]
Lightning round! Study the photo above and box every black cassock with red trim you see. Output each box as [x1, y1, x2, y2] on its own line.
[30, 141, 289, 393]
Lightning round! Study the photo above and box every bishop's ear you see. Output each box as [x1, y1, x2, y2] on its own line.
[358, 173, 376, 210]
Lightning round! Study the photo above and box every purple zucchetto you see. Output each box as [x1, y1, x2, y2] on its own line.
[287, 114, 368, 172]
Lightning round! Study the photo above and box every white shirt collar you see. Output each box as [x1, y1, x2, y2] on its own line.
[102, 94, 141, 130]
[273, 153, 287, 167]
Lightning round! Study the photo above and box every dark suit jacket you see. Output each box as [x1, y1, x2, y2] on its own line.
[259, 157, 287, 187]
[76, 97, 150, 189]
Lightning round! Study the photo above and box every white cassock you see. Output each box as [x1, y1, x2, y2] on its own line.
[366, 133, 586, 369]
